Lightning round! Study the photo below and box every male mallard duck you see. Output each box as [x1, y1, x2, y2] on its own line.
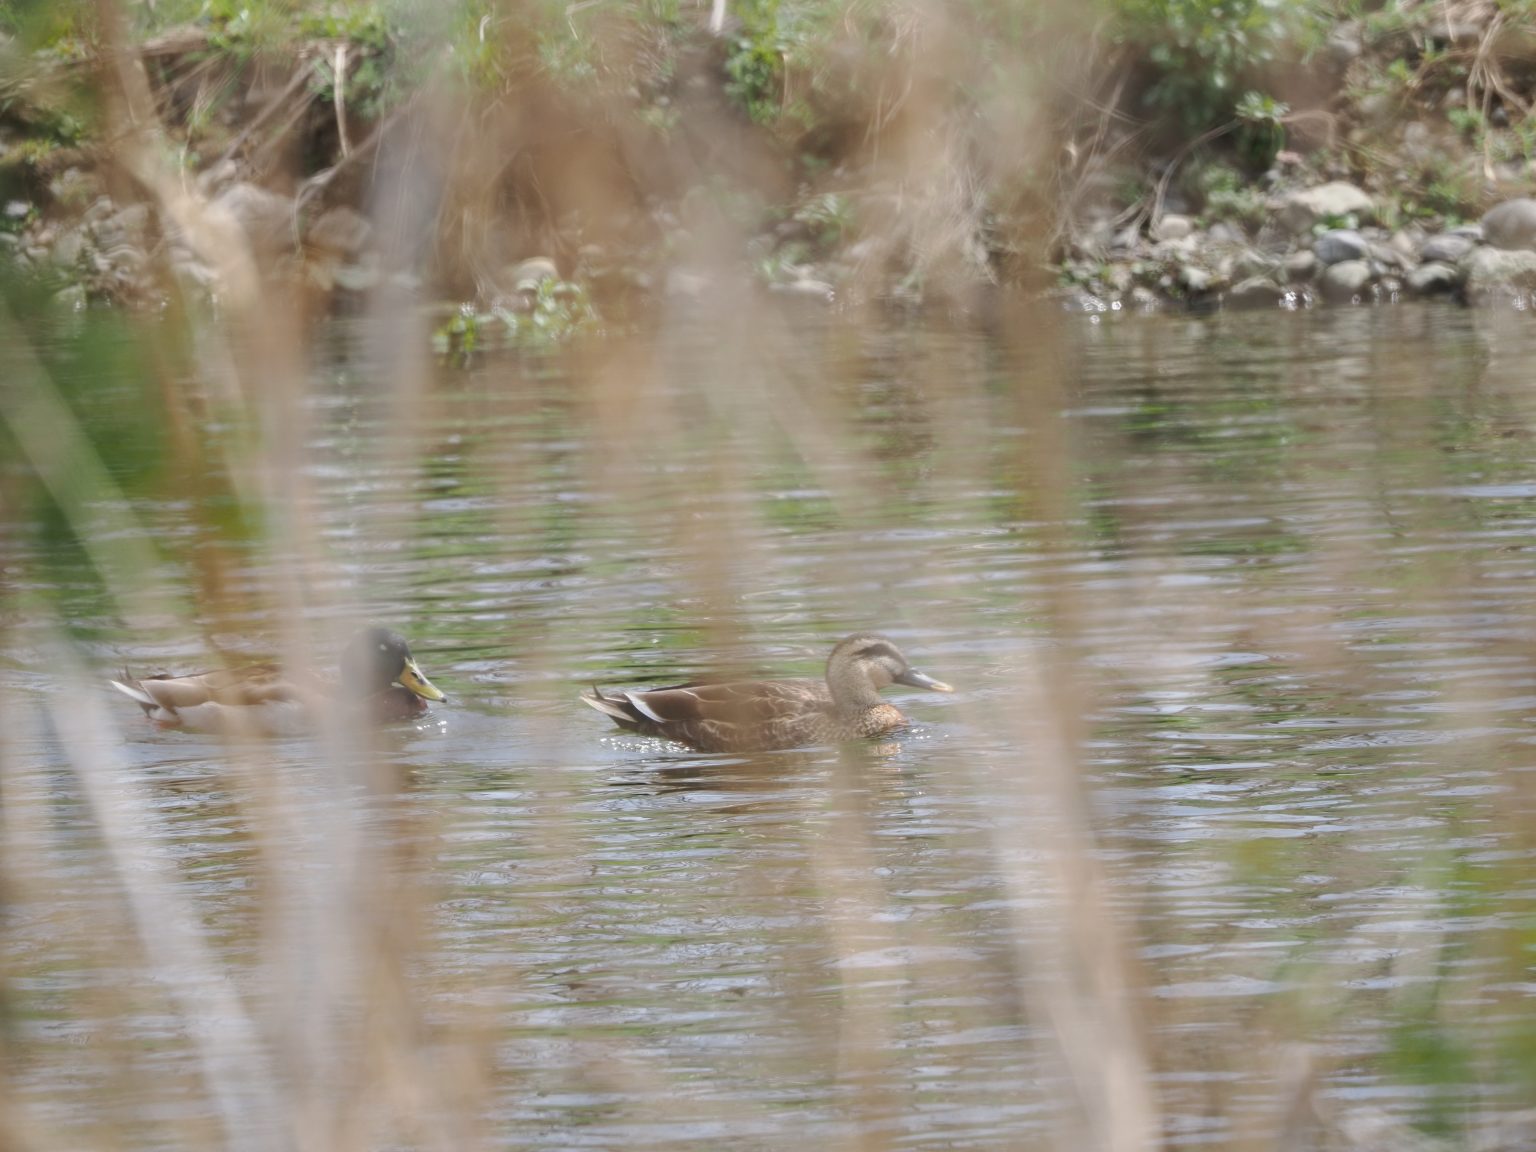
[109, 627, 447, 735]
[582, 633, 952, 753]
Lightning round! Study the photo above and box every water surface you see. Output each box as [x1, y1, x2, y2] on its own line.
[6, 302, 1536, 1149]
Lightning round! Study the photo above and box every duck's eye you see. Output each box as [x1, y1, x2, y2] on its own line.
[378, 643, 389, 652]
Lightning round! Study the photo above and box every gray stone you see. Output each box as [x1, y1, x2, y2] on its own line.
[50, 228, 84, 268]
[306, 257, 336, 291]
[1405, 261, 1462, 296]
[1355, 92, 1395, 125]
[1233, 250, 1273, 280]
[170, 258, 217, 293]
[332, 262, 382, 293]
[212, 182, 296, 255]
[48, 167, 100, 209]
[1103, 263, 1133, 293]
[1313, 229, 1369, 265]
[1367, 243, 1409, 270]
[196, 160, 241, 198]
[106, 202, 148, 236]
[1481, 198, 1536, 251]
[4, 200, 30, 220]
[509, 257, 559, 291]
[1152, 235, 1198, 261]
[92, 204, 150, 251]
[1421, 233, 1476, 263]
[776, 278, 835, 301]
[1178, 265, 1214, 293]
[1319, 259, 1373, 301]
[101, 244, 146, 273]
[1284, 250, 1319, 282]
[1207, 222, 1247, 246]
[664, 268, 710, 297]
[843, 238, 881, 266]
[1152, 214, 1194, 241]
[1226, 277, 1287, 309]
[305, 206, 371, 257]
[0, 233, 16, 252]
[1389, 228, 1424, 258]
[1326, 23, 1363, 66]
[83, 196, 116, 224]
[1401, 121, 1432, 156]
[1461, 246, 1536, 301]
[1278, 182, 1374, 235]
[52, 283, 86, 311]
[1110, 225, 1143, 254]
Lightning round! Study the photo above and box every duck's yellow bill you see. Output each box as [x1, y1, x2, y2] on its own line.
[399, 658, 448, 702]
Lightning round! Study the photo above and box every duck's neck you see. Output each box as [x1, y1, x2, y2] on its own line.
[826, 665, 882, 712]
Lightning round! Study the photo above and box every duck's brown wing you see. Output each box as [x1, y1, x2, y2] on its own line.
[584, 678, 830, 752]
[133, 663, 307, 709]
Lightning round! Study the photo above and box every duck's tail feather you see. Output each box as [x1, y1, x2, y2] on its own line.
[109, 669, 161, 714]
[581, 685, 642, 728]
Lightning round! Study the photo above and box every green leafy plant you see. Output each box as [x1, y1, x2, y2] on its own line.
[793, 191, 855, 248]
[1193, 159, 1266, 226]
[433, 279, 600, 366]
[1233, 88, 1286, 170]
[721, 0, 820, 129]
[1115, 0, 1305, 134]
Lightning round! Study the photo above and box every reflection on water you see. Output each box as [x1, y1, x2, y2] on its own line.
[7, 303, 1536, 1148]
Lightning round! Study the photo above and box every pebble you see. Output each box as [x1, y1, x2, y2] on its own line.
[1319, 259, 1373, 301]
[306, 206, 372, 257]
[778, 278, 835, 301]
[508, 257, 559, 291]
[1420, 233, 1476, 263]
[1461, 246, 1536, 299]
[1481, 198, 1536, 251]
[332, 261, 382, 292]
[1313, 229, 1369, 265]
[212, 182, 296, 254]
[1152, 236, 1199, 261]
[1152, 214, 1194, 241]
[1179, 265, 1214, 293]
[1278, 182, 1374, 235]
[1405, 261, 1461, 296]
[53, 284, 86, 310]
[1284, 250, 1318, 282]
[1232, 250, 1272, 280]
[50, 229, 84, 268]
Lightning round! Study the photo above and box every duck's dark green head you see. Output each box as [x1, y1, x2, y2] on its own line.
[343, 627, 447, 702]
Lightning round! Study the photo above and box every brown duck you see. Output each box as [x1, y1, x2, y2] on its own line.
[582, 633, 952, 753]
[109, 627, 447, 735]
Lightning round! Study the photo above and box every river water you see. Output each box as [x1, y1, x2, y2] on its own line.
[5, 300, 1536, 1150]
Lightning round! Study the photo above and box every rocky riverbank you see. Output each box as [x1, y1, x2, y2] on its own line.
[1061, 183, 1536, 313]
[16, 174, 1536, 326]
[7, 1, 1536, 331]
